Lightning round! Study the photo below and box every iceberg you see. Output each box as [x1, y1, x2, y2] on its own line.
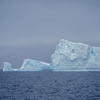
[3, 62, 12, 71]
[3, 39, 100, 71]
[3, 59, 50, 71]
[50, 39, 100, 71]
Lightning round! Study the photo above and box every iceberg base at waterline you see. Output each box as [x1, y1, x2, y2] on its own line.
[3, 39, 100, 71]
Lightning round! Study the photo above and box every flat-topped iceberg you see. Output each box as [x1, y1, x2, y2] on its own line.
[50, 39, 100, 71]
[3, 39, 100, 71]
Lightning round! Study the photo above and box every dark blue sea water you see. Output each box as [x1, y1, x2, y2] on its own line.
[0, 69, 100, 100]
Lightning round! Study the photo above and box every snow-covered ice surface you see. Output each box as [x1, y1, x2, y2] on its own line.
[50, 39, 100, 71]
[3, 39, 100, 71]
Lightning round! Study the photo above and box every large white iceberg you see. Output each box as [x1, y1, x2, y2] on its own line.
[3, 39, 100, 71]
[50, 39, 100, 71]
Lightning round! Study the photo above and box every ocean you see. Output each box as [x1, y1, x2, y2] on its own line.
[0, 69, 100, 100]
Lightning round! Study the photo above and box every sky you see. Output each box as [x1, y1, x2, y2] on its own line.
[0, 0, 100, 69]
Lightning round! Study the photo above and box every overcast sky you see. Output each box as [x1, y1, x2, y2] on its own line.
[0, 0, 100, 69]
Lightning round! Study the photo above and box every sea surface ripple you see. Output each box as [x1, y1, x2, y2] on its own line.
[0, 69, 100, 100]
